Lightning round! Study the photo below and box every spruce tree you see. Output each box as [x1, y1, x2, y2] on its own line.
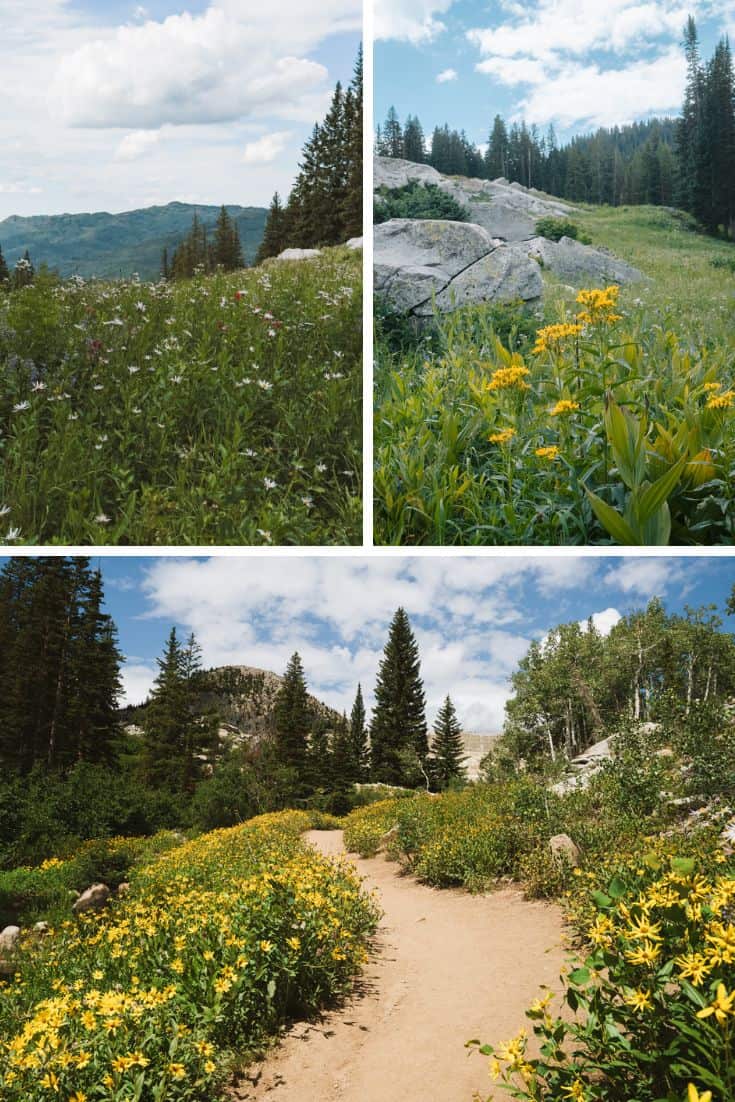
[349, 683, 369, 781]
[370, 608, 428, 785]
[256, 192, 288, 262]
[383, 107, 404, 158]
[403, 115, 425, 163]
[213, 205, 244, 270]
[142, 627, 191, 790]
[273, 652, 311, 773]
[330, 713, 355, 812]
[430, 695, 467, 789]
[0, 244, 9, 286]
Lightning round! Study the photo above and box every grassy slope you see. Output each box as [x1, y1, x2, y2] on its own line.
[574, 204, 735, 337]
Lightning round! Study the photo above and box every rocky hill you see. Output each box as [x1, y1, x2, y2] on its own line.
[374, 157, 643, 319]
[0, 202, 268, 281]
[121, 664, 341, 749]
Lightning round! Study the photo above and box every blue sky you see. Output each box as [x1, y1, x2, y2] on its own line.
[375, 0, 735, 148]
[0, 0, 361, 218]
[14, 554, 733, 733]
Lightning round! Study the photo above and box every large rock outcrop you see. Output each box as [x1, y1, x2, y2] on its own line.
[374, 156, 644, 317]
[374, 219, 543, 317]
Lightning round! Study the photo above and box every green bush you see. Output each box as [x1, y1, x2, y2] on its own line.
[534, 215, 584, 242]
[711, 255, 735, 272]
[374, 182, 469, 224]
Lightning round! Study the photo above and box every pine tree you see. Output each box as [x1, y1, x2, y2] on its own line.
[273, 652, 311, 773]
[403, 115, 425, 163]
[13, 249, 34, 289]
[256, 192, 289, 262]
[341, 45, 363, 240]
[370, 608, 428, 786]
[142, 628, 191, 790]
[330, 713, 355, 812]
[0, 244, 9, 286]
[349, 683, 369, 780]
[160, 246, 169, 281]
[430, 695, 467, 789]
[383, 106, 404, 158]
[213, 205, 244, 270]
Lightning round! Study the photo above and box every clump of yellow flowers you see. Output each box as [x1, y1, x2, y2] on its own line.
[475, 853, 735, 1101]
[0, 811, 378, 1101]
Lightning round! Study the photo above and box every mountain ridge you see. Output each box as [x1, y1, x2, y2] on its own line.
[0, 201, 268, 281]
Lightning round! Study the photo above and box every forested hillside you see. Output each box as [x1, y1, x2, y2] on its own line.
[0, 202, 267, 280]
[377, 18, 735, 236]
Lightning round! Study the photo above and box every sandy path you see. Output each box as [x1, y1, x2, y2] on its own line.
[232, 829, 565, 1102]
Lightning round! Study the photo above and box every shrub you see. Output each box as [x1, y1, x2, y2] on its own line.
[374, 182, 469, 224]
[710, 255, 735, 272]
[534, 216, 583, 242]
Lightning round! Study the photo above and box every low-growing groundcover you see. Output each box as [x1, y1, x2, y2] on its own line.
[374, 204, 735, 546]
[0, 248, 361, 545]
[0, 811, 379, 1100]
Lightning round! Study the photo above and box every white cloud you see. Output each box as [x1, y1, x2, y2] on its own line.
[114, 130, 160, 161]
[475, 56, 547, 85]
[436, 67, 458, 82]
[121, 660, 157, 706]
[516, 50, 686, 127]
[467, 0, 694, 63]
[242, 131, 293, 165]
[375, 0, 455, 42]
[603, 558, 688, 598]
[585, 608, 622, 636]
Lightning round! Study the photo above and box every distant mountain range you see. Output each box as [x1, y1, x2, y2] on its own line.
[0, 202, 268, 281]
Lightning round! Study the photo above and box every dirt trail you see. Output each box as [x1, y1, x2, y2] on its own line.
[232, 830, 565, 1102]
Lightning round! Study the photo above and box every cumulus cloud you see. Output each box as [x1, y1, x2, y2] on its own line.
[466, 0, 702, 127]
[375, 0, 455, 42]
[242, 130, 293, 165]
[120, 660, 158, 706]
[131, 556, 643, 732]
[603, 558, 689, 598]
[517, 50, 686, 127]
[114, 130, 160, 161]
[436, 67, 458, 82]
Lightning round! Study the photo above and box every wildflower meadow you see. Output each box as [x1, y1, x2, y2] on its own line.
[375, 204, 735, 546]
[0, 811, 378, 1101]
[0, 248, 362, 546]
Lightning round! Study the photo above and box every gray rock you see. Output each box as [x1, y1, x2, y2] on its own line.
[0, 926, 20, 953]
[345, 236, 363, 250]
[373, 157, 645, 316]
[72, 883, 110, 914]
[522, 236, 643, 285]
[276, 248, 321, 261]
[117, 882, 131, 896]
[418, 245, 543, 316]
[33, 921, 49, 934]
[374, 218, 499, 314]
[549, 834, 582, 867]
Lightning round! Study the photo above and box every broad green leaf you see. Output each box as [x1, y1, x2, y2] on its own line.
[585, 489, 639, 545]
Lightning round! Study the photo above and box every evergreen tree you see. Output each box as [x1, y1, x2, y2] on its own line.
[0, 244, 9, 285]
[160, 246, 169, 281]
[370, 608, 428, 785]
[142, 628, 191, 790]
[273, 652, 311, 774]
[0, 558, 122, 775]
[12, 249, 34, 289]
[430, 695, 467, 789]
[330, 713, 355, 812]
[341, 45, 364, 239]
[349, 683, 369, 781]
[403, 115, 426, 163]
[383, 106, 404, 158]
[213, 206, 244, 270]
[256, 192, 290, 262]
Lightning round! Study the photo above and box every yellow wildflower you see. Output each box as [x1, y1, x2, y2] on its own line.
[688, 1085, 713, 1102]
[550, 399, 580, 416]
[533, 322, 583, 355]
[489, 428, 515, 444]
[576, 285, 622, 325]
[706, 389, 735, 410]
[169, 1062, 186, 1080]
[697, 982, 735, 1025]
[535, 445, 560, 460]
[562, 1079, 587, 1102]
[486, 365, 531, 391]
[623, 988, 653, 1013]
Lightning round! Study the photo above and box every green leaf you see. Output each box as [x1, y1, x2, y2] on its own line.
[671, 856, 696, 876]
[591, 890, 613, 909]
[604, 396, 646, 490]
[607, 876, 627, 899]
[585, 488, 639, 545]
[568, 966, 590, 985]
[636, 455, 687, 523]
